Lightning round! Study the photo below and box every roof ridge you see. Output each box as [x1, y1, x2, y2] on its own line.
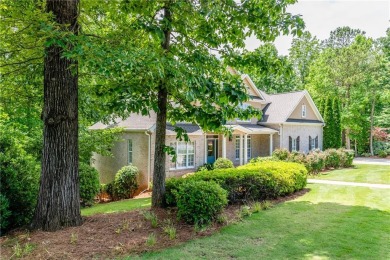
[267, 90, 306, 96]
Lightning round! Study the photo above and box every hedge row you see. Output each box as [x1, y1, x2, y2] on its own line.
[165, 160, 307, 207]
[252, 148, 355, 174]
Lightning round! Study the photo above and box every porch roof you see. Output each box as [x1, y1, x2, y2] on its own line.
[226, 124, 278, 134]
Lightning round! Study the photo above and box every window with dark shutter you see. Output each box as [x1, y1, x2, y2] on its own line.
[289, 136, 292, 152]
[315, 136, 319, 149]
[309, 136, 312, 151]
[297, 136, 300, 151]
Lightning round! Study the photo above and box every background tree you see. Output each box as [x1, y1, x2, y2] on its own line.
[323, 98, 334, 149]
[289, 31, 320, 87]
[332, 97, 342, 148]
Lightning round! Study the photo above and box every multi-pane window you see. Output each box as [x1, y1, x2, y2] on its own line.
[170, 141, 195, 169]
[309, 136, 319, 150]
[247, 135, 252, 159]
[235, 136, 240, 160]
[292, 138, 297, 151]
[302, 104, 307, 118]
[289, 136, 300, 152]
[128, 139, 133, 164]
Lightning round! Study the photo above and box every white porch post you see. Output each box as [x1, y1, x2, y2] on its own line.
[222, 135, 227, 158]
[243, 134, 248, 164]
[239, 134, 243, 165]
[269, 133, 274, 156]
[204, 134, 207, 164]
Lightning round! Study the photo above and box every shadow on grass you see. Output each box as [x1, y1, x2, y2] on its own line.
[138, 201, 390, 259]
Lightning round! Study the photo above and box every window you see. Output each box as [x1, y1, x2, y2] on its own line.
[247, 135, 252, 159]
[235, 136, 240, 160]
[237, 103, 251, 123]
[289, 136, 300, 152]
[170, 141, 195, 169]
[302, 104, 307, 118]
[309, 136, 319, 150]
[128, 139, 133, 164]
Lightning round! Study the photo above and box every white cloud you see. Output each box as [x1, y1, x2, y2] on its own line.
[245, 0, 390, 55]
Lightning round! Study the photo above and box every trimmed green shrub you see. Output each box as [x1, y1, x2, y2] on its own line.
[79, 163, 100, 207]
[196, 163, 214, 172]
[0, 134, 39, 232]
[213, 158, 234, 169]
[378, 150, 387, 158]
[249, 156, 277, 163]
[166, 161, 307, 205]
[288, 151, 306, 164]
[324, 149, 341, 168]
[176, 181, 228, 225]
[114, 164, 139, 199]
[0, 194, 11, 234]
[272, 148, 290, 160]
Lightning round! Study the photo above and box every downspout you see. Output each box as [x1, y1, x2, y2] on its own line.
[145, 131, 152, 190]
[279, 123, 283, 148]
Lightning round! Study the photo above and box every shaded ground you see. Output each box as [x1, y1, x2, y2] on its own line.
[0, 191, 308, 259]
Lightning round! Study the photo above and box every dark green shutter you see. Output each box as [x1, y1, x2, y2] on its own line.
[289, 136, 292, 152]
[309, 136, 312, 151]
[297, 136, 300, 151]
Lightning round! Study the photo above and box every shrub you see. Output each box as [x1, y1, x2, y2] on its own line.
[0, 194, 11, 234]
[337, 149, 354, 167]
[272, 148, 290, 160]
[165, 161, 307, 205]
[305, 151, 326, 174]
[287, 151, 306, 164]
[0, 133, 39, 232]
[378, 150, 388, 158]
[176, 181, 228, 225]
[213, 158, 234, 169]
[196, 163, 214, 172]
[79, 163, 100, 207]
[324, 149, 341, 168]
[114, 164, 139, 199]
[249, 156, 277, 163]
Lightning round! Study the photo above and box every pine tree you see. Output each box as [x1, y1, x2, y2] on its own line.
[333, 97, 342, 148]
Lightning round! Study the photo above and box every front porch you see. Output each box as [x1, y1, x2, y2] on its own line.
[204, 125, 278, 166]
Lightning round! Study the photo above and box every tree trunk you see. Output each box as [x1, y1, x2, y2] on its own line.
[369, 96, 376, 156]
[152, 87, 168, 207]
[345, 128, 351, 150]
[152, 6, 171, 208]
[32, 0, 82, 231]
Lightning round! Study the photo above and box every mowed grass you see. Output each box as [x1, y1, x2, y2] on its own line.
[81, 197, 151, 216]
[313, 164, 390, 184]
[135, 184, 390, 259]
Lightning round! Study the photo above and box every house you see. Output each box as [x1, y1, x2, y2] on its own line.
[90, 74, 324, 190]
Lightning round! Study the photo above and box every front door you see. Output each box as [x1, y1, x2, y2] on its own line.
[207, 138, 218, 164]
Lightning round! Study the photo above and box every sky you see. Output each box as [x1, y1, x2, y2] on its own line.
[245, 0, 390, 55]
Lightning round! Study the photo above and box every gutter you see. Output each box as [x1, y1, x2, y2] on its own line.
[144, 130, 152, 190]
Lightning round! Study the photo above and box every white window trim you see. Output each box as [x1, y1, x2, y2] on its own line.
[302, 104, 307, 118]
[235, 136, 240, 160]
[292, 137, 297, 151]
[247, 135, 252, 159]
[128, 139, 133, 164]
[169, 141, 195, 170]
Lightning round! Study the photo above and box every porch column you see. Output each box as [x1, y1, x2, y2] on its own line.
[269, 133, 274, 156]
[222, 135, 227, 158]
[239, 134, 243, 165]
[243, 134, 248, 164]
[204, 134, 207, 164]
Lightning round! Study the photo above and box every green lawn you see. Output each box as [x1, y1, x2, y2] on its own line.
[134, 184, 390, 259]
[81, 197, 151, 216]
[313, 164, 390, 184]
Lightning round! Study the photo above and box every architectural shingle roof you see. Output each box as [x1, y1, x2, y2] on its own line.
[89, 113, 156, 131]
[259, 91, 306, 124]
[166, 124, 203, 136]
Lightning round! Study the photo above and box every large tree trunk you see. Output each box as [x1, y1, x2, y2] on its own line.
[32, 0, 82, 231]
[152, 6, 171, 208]
[345, 128, 351, 150]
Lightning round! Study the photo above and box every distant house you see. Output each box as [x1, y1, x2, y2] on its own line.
[90, 74, 324, 190]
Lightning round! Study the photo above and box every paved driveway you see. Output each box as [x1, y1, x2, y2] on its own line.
[353, 157, 390, 166]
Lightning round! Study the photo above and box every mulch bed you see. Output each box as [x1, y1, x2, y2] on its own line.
[0, 189, 309, 259]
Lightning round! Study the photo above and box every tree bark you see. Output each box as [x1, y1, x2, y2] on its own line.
[152, 6, 172, 208]
[32, 0, 82, 231]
